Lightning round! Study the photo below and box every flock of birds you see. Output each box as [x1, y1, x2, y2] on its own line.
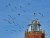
[1, 1, 46, 34]
[5, 2, 31, 12]
[1, 2, 31, 34]
[2, 13, 45, 34]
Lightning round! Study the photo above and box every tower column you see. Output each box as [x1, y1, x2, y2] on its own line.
[25, 20, 45, 38]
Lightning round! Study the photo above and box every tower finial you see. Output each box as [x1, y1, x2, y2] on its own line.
[34, 13, 36, 19]
[34, 13, 36, 18]
[34, 13, 38, 20]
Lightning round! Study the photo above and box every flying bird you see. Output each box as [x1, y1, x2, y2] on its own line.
[14, 24, 19, 26]
[20, 5, 22, 8]
[15, 6, 17, 9]
[8, 15, 17, 25]
[12, 21, 15, 24]
[38, 13, 41, 15]
[8, 3, 11, 6]
[12, 21, 18, 26]
[11, 32, 14, 33]
[8, 15, 16, 20]
[11, 30, 16, 32]
[6, 5, 8, 7]
[28, 3, 31, 5]
[38, 13, 43, 16]
[8, 15, 13, 19]
[41, 14, 45, 18]
[19, 30, 21, 32]
[3, 19, 12, 24]
[38, 13, 45, 18]
[14, 24, 17, 26]
[23, 10, 26, 12]
[5, 30, 8, 31]
[18, 13, 21, 16]
[22, 26, 24, 28]
[34, 13, 35, 15]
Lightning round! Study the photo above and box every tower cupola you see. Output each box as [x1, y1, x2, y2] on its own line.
[27, 19, 41, 32]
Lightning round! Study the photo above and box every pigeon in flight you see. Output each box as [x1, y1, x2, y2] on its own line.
[23, 10, 26, 12]
[38, 13, 45, 18]
[8, 3, 11, 6]
[8, 15, 13, 19]
[18, 13, 21, 16]
[15, 6, 17, 9]
[3, 19, 12, 24]
[5, 30, 8, 31]
[11, 30, 16, 32]
[28, 3, 31, 5]
[20, 5, 22, 8]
